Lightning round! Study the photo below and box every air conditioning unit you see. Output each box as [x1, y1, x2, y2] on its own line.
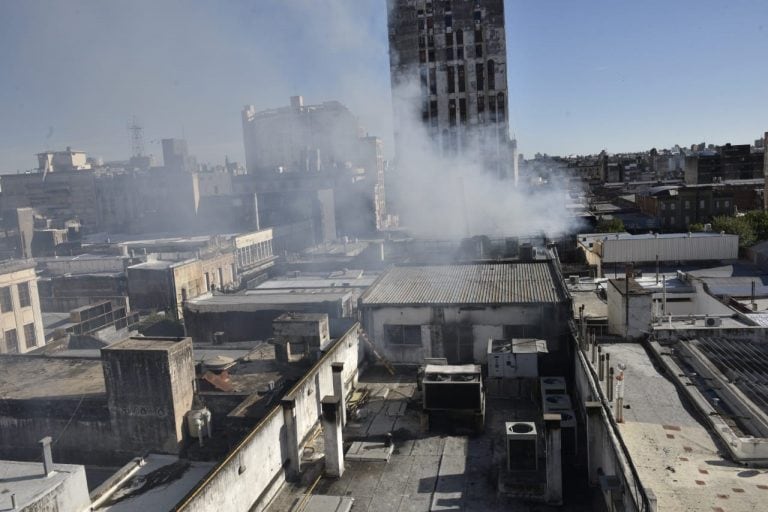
[568, 275, 579, 285]
[705, 317, 722, 327]
[505, 422, 538, 471]
[543, 393, 572, 413]
[540, 376, 567, 397]
[423, 364, 484, 413]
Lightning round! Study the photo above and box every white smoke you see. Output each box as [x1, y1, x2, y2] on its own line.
[389, 73, 583, 239]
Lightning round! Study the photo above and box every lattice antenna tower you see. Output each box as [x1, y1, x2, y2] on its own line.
[127, 117, 145, 157]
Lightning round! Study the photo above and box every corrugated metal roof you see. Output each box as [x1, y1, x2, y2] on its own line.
[360, 263, 564, 306]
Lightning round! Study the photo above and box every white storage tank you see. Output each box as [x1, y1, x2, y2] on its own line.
[186, 407, 212, 442]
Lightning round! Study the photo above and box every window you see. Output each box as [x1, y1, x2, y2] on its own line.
[477, 94, 485, 121]
[23, 323, 36, 349]
[669, 202, 676, 210]
[724, 200, 730, 207]
[0, 287, 11, 312]
[660, 202, 666, 211]
[19, 283, 31, 308]
[5, 329, 18, 354]
[457, 65, 465, 92]
[474, 8, 482, 22]
[475, 44, 483, 58]
[444, 14, 452, 28]
[457, 47, 463, 59]
[487, 60, 496, 90]
[447, 66, 455, 93]
[699, 200, 705, 208]
[446, 46, 453, 60]
[459, 98, 467, 125]
[685, 200, 690, 209]
[715, 200, 720, 208]
[476, 63, 484, 90]
[497, 92, 505, 118]
[488, 95, 497, 123]
[449, 99, 457, 126]
[430, 100, 438, 126]
[385, 324, 422, 346]
[419, 49, 426, 63]
[429, 68, 437, 95]
[455, 29, 463, 45]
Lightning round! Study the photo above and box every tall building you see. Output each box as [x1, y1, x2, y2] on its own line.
[387, 0, 515, 180]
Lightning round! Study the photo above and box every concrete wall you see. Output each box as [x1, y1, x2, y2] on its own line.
[37, 256, 130, 276]
[201, 253, 235, 291]
[174, 323, 364, 511]
[606, 283, 652, 340]
[102, 338, 195, 455]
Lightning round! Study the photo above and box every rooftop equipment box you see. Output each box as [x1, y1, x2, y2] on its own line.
[423, 364, 484, 412]
[506, 421, 538, 471]
[487, 338, 548, 379]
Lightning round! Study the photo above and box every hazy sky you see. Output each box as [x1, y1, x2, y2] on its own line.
[1, 0, 767, 172]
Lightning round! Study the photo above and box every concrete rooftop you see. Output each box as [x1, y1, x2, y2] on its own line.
[591, 342, 768, 511]
[266, 368, 597, 511]
[0, 355, 105, 399]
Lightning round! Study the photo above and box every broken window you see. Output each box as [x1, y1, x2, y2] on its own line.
[458, 64, 465, 92]
[476, 62, 484, 90]
[23, 323, 36, 349]
[477, 94, 485, 122]
[488, 94, 497, 122]
[385, 324, 422, 346]
[487, 60, 495, 90]
[459, 97, 467, 125]
[447, 66, 455, 93]
[429, 68, 437, 94]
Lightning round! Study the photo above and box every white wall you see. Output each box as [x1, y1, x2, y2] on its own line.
[365, 304, 551, 364]
[174, 323, 363, 512]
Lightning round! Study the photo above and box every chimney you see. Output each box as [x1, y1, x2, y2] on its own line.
[39, 436, 54, 477]
[290, 95, 304, 109]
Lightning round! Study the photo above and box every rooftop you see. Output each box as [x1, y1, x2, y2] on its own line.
[186, 290, 352, 312]
[360, 262, 566, 306]
[103, 336, 189, 352]
[0, 460, 87, 511]
[0, 355, 105, 399]
[266, 368, 594, 511]
[591, 342, 768, 511]
[93, 454, 214, 511]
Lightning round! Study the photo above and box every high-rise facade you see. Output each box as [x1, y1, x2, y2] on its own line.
[387, 0, 514, 180]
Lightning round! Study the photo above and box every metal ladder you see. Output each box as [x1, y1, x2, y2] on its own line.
[358, 328, 396, 375]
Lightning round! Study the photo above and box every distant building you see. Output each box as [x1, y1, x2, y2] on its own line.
[635, 185, 735, 230]
[387, 0, 514, 179]
[242, 96, 361, 176]
[0, 260, 45, 354]
[684, 143, 764, 184]
[37, 146, 91, 173]
[162, 138, 197, 172]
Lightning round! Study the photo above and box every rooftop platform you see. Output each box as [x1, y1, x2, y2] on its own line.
[0, 459, 89, 511]
[0, 355, 105, 399]
[266, 367, 596, 511]
[591, 342, 768, 511]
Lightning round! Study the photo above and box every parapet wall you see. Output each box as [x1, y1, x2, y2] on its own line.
[173, 322, 364, 511]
